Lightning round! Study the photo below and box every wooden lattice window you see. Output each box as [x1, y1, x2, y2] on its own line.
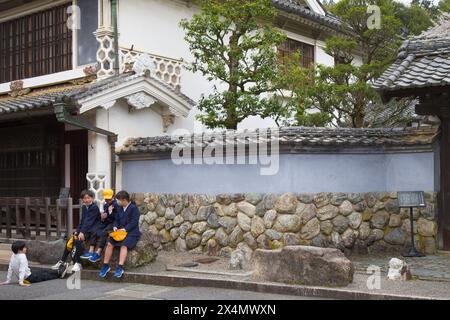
[278, 38, 315, 68]
[0, 3, 73, 84]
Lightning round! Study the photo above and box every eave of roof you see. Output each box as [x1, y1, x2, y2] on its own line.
[374, 15, 450, 100]
[118, 125, 439, 157]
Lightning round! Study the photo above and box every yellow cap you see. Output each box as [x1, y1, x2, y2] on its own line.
[103, 189, 114, 200]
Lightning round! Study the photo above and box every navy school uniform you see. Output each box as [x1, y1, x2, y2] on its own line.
[102, 199, 119, 227]
[109, 202, 141, 250]
[76, 203, 102, 245]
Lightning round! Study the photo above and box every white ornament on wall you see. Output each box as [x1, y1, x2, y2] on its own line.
[126, 92, 158, 111]
[86, 173, 107, 212]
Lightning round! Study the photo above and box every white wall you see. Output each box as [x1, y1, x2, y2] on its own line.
[117, 0, 339, 131]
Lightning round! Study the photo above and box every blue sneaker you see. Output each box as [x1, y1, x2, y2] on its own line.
[80, 252, 93, 260]
[114, 266, 124, 279]
[89, 253, 101, 263]
[99, 265, 111, 278]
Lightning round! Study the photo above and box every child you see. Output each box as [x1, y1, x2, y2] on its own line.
[52, 190, 102, 272]
[99, 191, 141, 279]
[1, 241, 68, 286]
[88, 189, 119, 263]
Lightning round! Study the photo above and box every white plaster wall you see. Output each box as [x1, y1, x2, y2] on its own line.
[118, 0, 340, 130]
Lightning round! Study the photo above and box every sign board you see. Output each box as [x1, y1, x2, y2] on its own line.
[397, 191, 426, 208]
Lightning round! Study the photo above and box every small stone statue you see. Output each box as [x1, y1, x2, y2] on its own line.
[387, 258, 412, 281]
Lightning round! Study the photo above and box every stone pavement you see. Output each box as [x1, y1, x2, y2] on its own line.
[351, 251, 450, 281]
[0, 271, 317, 300]
[1, 245, 450, 299]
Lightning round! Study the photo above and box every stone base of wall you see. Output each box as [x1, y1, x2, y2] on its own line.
[133, 192, 438, 257]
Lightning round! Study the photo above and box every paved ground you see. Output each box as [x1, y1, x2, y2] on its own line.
[351, 252, 450, 281]
[0, 271, 319, 300]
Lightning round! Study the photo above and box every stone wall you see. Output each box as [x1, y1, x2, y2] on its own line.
[134, 192, 438, 256]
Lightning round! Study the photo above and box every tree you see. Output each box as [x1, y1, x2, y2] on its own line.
[278, 0, 435, 128]
[180, 0, 286, 129]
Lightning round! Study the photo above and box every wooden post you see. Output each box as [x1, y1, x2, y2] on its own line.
[56, 199, 62, 238]
[15, 199, 21, 238]
[34, 199, 41, 237]
[5, 205, 11, 239]
[45, 198, 51, 240]
[24, 197, 31, 239]
[67, 198, 73, 237]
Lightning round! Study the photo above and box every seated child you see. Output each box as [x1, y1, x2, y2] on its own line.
[99, 191, 141, 279]
[88, 189, 119, 263]
[52, 189, 102, 272]
[1, 241, 68, 287]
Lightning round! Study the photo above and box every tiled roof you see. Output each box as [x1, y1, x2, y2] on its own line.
[273, 0, 342, 30]
[0, 72, 195, 115]
[118, 125, 439, 155]
[373, 15, 450, 96]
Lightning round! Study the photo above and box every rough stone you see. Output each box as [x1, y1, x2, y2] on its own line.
[218, 216, 238, 234]
[367, 229, 384, 245]
[320, 220, 334, 235]
[273, 214, 301, 233]
[216, 194, 232, 205]
[179, 222, 192, 239]
[364, 193, 377, 208]
[371, 211, 389, 229]
[348, 193, 363, 204]
[332, 215, 350, 234]
[243, 232, 257, 250]
[197, 206, 214, 221]
[237, 212, 252, 232]
[348, 212, 362, 229]
[26, 239, 66, 265]
[265, 229, 283, 241]
[191, 222, 208, 234]
[417, 218, 437, 237]
[252, 246, 354, 287]
[206, 239, 218, 256]
[421, 203, 436, 220]
[388, 214, 402, 227]
[342, 229, 357, 248]
[339, 200, 353, 216]
[317, 205, 339, 221]
[181, 208, 197, 223]
[170, 227, 180, 241]
[218, 247, 233, 258]
[207, 209, 220, 229]
[385, 199, 400, 214]
[159, 229, 170, 244]
[263, 194, 278, 210]
[164, 207, 176, 220]
[313, 193, 331, 208]
[229, 226, 244, 247]
[173, 215, 184, 227]
[223, 203, 238, 217]
[330, 193, 347, 206]
[237, 201, 256, 218]
[185, 232, 202, 249]
[256, 234, 270, 249]
[201, 229, 216, 245]
[274, 193, 298, 214]
[297, 193, 314, 204]
[175, 237, 187, 252]
[111, 233, 158, 269]
[354, 201, 367, 213]
[384, 228, 406, 245]
[250, 216, 265, 238]
[359, 222, 371, 240]
[283, 233, 300, 246]
[231, 193, 245, 203]
[144, 212, 158, 225]
[300, 217, 321, 240]
[215, 228, 229, 247]
[154, 217, 166, 230]
[245, 193, 263, 205]
[297, 204, 316, 224]
[263, 210, 277, 229]
[311, 234, 330, 248]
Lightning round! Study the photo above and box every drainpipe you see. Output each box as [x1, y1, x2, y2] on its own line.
[54, 101, 118, 190]
[111, 0, 120, 75]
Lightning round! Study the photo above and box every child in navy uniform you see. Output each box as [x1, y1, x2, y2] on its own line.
[99, 191, 141, 279]
[52, 190, 102, 272]
[88, 189, 119, 263]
